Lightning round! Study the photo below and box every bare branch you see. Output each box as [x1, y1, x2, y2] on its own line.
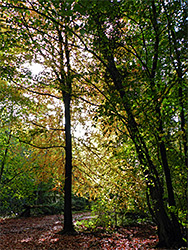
[31, 121, 65, 131]
[19, 138, 65, 150]
[14, 81, 62, 100]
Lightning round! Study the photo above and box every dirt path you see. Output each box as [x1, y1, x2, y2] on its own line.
[0, 213, 159, 249]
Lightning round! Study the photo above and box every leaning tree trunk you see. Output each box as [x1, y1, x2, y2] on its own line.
[106, 57, 186, 248]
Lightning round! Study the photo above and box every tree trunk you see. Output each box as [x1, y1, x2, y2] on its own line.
[149, 183, 186, 248]
[0, 132, 11, 184]
[155, 109, 184, 245]
[57, 27, 75, 234]
[106, 57, 186, 248]
[62, 93, 75, 234]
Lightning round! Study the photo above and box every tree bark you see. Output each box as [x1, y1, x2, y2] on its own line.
[0, 132, 11, 184]
[62, 93, 75, 234]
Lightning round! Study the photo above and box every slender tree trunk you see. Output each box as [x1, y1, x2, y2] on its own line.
[62, 93, 75, 234]
[0, 132, 11, 184]
[155, 109, 184, 243]
[58, 26, 75, 234]
[179, 86, 187, 167]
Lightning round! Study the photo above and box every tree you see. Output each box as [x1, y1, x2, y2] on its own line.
[77, 0, 187, 247]
[0, 0, 84, 233]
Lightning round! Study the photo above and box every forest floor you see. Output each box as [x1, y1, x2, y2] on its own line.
[0, 212, 166, 249]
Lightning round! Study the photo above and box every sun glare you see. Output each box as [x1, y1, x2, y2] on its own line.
[24, 63, 44, 75]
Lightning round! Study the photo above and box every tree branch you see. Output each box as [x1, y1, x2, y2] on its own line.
[18, 138, 65, 150]
[14, 81, 62, 100]
[31, 121, 65, 131]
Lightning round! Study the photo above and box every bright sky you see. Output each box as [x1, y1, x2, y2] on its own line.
[25, 62, 88, 138]
[24, 62, 44, 75]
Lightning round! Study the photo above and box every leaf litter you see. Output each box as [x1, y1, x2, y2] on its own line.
[0, 213, 162, 249]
